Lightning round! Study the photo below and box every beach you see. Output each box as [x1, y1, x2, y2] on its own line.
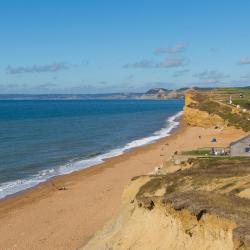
[1, 1, 250, 249]
[0, 121, 245, 250]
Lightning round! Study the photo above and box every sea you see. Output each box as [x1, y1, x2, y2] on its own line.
[0, 99, 184, 199]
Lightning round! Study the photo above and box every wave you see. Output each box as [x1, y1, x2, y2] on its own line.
[0, 111, 183, 199]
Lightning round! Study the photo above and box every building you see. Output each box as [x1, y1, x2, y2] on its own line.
[230, 135, 250, 156]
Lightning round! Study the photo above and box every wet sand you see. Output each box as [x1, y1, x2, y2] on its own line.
[0, 122, 246, 250]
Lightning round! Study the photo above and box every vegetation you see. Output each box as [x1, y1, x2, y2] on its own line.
[135, 157, 250, 247]
[181, 149, 211, 156]
[189, 91, 250, 131]
[232, 99, 250, 110]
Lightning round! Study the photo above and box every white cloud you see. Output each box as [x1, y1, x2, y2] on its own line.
[123, 57, 186, 69]
[239, 57, 250, 65]
[154, 43, 187, 55]
[193, 70, 229, 84]
[6, 63, 69, 74]
[173, 69, 190, 77]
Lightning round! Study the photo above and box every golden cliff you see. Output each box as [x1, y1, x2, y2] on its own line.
[183, 90, 250, 131]
[83, 157, 250, 250]
[183, 91, 226, 128]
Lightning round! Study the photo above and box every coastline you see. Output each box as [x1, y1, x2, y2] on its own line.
[0, 116, 184, 208]
[0, 110, 183, 200]
[0, 120, 246, 250]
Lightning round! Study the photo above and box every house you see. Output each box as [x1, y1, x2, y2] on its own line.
[230, 135, 250, 156]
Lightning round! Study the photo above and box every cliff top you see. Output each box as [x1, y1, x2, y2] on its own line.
[136, 157, 250, 248]
[184, 90, 250, 131]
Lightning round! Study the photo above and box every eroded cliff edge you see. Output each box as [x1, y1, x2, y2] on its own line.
[184, 91, 226, 128]
[82, 90, 250, 250]
[83, 157, 250, 250]
[184, 90, 250, 131]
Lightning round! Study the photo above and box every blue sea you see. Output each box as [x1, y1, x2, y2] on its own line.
[0, 99, 183, 199]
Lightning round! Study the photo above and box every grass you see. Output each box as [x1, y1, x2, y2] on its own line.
[232, 99, 250, 110]
[189, 92, 250, 131]
[181, 149, 211, 156]
[135, 156, 250, 247]
[136, 157, 250, 202]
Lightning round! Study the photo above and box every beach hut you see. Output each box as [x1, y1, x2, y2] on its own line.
[230, 135, 250, 156]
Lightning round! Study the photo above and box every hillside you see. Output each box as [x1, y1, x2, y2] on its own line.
[140, 88, 186, 99]
[83, 157, 250, 250]
[0, 93, 143, 100]
[184, 90, 250, 132]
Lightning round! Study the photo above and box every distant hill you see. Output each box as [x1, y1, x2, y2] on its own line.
[2, 87, 249, 100]
[144, 88, 171, 95]
[0, 89, 185, 100]
[140, 88, 186, 99]
[0, 93, 143, 100]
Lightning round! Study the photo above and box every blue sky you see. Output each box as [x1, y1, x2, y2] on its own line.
[1, 0, 250, 94]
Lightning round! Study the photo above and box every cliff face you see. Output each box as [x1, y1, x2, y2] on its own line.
[83, 197, 234, 250]
[183, 90, 250, 131]
[184, 91, 226, 128]
[83, 158, 250, 250]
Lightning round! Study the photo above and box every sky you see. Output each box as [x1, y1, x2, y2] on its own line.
[1, 0, 250, 94]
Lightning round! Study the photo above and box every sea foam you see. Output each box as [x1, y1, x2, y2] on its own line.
[0, 111, 183, 199]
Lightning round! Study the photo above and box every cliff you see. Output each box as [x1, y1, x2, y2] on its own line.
[184, 91, 226, 128]
[83, 157, 250, 250]
[82, 89, 250, 250]
[184, 90, 250, 131]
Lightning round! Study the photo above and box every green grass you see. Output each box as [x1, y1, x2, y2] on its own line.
[181, 149, 211, 156]
[232, 99, 250, 110]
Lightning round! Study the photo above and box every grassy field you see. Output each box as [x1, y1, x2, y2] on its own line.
[208, 87, 250, 105]
[232, 99, 250, 109]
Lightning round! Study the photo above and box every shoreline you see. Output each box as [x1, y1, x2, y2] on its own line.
[0, 110, 183, 201]
[0, 117, 184, 208]
[0, 121, 246, 250]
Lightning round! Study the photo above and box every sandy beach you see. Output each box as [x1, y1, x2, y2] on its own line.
[0, 122, 246, 250]
[1, 1, 249, 249]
